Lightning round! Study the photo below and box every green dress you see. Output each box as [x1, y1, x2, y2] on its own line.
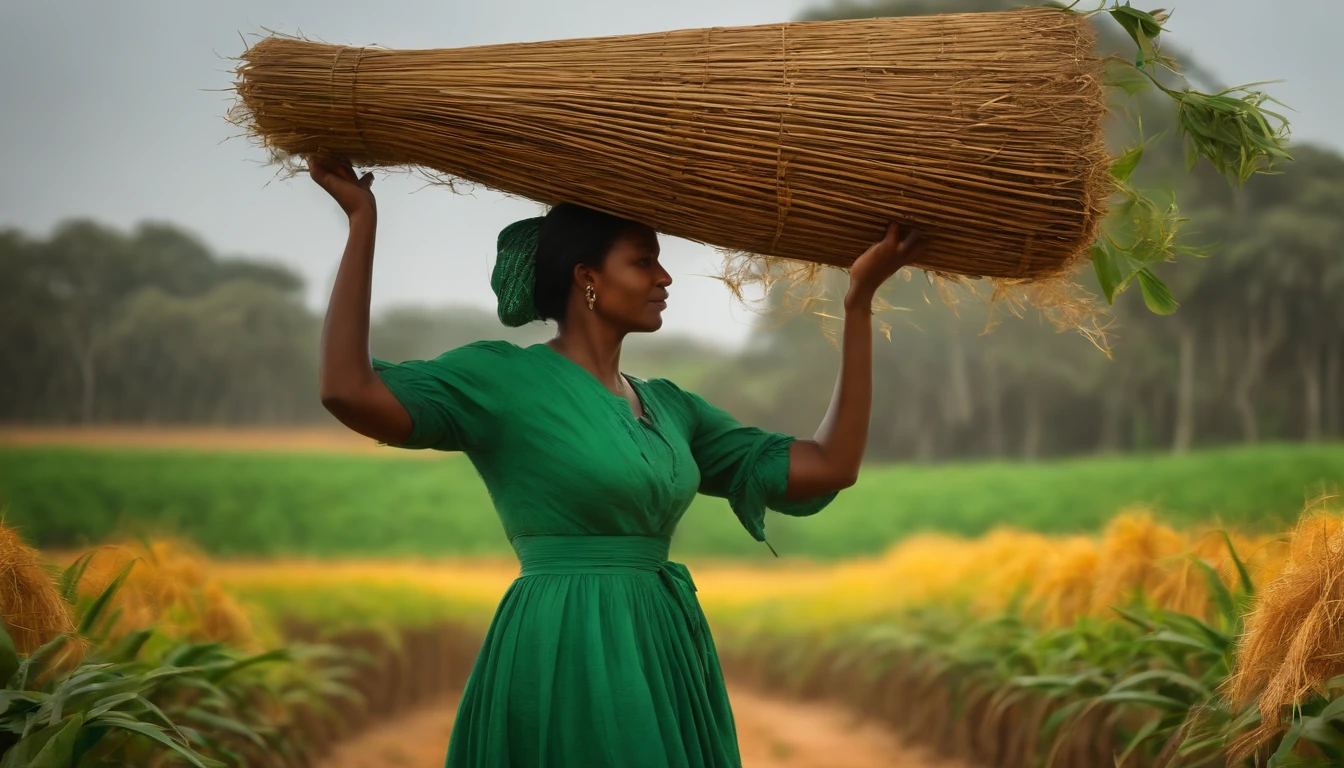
[372, 340, 837, 768]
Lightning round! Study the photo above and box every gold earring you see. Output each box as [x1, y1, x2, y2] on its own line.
[585, 285, 596, 311]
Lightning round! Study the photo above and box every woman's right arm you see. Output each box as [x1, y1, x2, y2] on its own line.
[309, 155, 414, 445]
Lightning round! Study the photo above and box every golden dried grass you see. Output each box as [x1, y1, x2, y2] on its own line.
[0, 522, 74, 654]
[79, 539, 261, 649]
[1226, 499, 1344, 760]
[0, 522, 85, 677]
[228, 9, 1110, 285]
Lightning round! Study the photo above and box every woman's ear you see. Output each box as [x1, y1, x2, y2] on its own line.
[573, 263, 596, 289]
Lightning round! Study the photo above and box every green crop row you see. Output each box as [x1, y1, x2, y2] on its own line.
[2, 442, 1340, 559]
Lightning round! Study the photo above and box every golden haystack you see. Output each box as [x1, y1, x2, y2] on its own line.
[229, 8, 1110, 284]
[1089, 510, 1187, 616]
[1026, 536, 1103, 627]
[79, 539, 260, 650]
[1226, 509, 1344, 759]
[0, 522, 75, 654]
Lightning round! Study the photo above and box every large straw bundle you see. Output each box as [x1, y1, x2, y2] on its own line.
[230, 8, 1110, 281]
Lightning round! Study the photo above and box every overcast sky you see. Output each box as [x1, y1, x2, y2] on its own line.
[2, 0, 1338, 349]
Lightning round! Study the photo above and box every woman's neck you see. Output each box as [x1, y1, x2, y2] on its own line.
[548, 325, 626, 393]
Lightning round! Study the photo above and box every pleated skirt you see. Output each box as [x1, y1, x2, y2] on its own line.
[443, 535, 742, 768]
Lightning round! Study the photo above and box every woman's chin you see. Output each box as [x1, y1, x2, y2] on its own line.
[635, 312, 665, 333]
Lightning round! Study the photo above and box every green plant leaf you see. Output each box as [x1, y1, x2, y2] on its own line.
[1191, 557, 1237, 626]
[183, 707, 267, 749]
[91, 713, 225, 768]
[1091, 242, 1126, 304]
[27, 713, 83, 768]
[15, 634, 73, 691]
[1110, 669, 1212, 698]
[58, 551, 98, 605]
[1137, 268, 1179, 314]
[1098, 689, 1187, 711]
[1118, 715, 1163, 765]
[1105, 58, 1152, 96]
[0, 713, 84, 768]
[77, 560, 138, 636]
[104, 629, 154, 664]
[1220, 530, 1256, 599]
[1267, 718, 1305, 768]
[204, 648, 291, 683]
[0, 622, 19, 687]
[1108, 5, 1164, 68]
[1110, 143, 1146, 184]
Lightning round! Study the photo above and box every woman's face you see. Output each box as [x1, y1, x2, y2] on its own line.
[588, 225, 672, 333]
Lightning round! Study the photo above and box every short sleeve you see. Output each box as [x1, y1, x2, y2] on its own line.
[680, 387, 837, 543]
[371, 340, 513, 452]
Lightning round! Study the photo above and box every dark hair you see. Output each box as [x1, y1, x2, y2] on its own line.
[532, 203, 641, 322]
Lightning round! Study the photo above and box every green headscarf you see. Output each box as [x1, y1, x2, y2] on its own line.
[491, 216, 545, 327]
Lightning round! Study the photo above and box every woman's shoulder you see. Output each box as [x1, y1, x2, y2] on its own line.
[639, 377, 707, 419]
[430, 339, 524, 364]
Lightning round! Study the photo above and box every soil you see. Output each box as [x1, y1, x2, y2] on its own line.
[322, 686, 968, 768]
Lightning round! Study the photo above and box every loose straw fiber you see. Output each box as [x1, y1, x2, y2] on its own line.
[230, 8, 1111, 280]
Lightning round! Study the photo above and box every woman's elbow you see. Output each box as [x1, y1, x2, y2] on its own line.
[833, 470, 860, 491]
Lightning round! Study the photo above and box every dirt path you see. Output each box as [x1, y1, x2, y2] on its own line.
[323, 686, 966, 768]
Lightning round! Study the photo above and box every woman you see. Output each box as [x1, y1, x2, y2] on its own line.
[309, 154, 924, 767]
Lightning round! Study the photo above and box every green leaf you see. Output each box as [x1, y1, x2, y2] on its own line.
[1141, 629, 1219, 654]
[91, 713, 225, 768]
[0, 622, 19, 687]
[1191, 556, 1237, 626]
[183, 707, 267, 748]
[83, 691, 142, 720]
[1137, 268, 1179, 314]
[27, 713, 83, 768]
[1110, 143, 1146, 184]
[58, 551, 98, 605]
[1105, 59, 1152, 96]
[1111, 605, 1157, 632]
[1118, 716, 1163, 766]
[77, 559, 138, 636]
[1220, 530, 1256, 598]
[1314, 694, 1344, 723]
[1044, 699, 1093, 741]
[15, 634, 73, 691]
[1110, 669, 1212, 698]
[1298, 712, 1344, 752]
[1268, 718, 1305, 768]
[0, 714, 84, 768]
[204, 648, 292, 683]
[1108, 5, 1163, 67]
[1091, 243, 1125, 304]
[1098, 689, 1188, 711]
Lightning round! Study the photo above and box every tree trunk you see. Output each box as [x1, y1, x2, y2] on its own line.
[1172, 326, 1196, 454]
[944, 329, 972, 426]
[1098, 389, 1124, 454]
[1326, 342, 1341, 439]
[1233, 306, 1286, 445]
[1300, 343, 1323, 442]
[1022, 390, 1043, 460]
[983, 359, 1006, 458]
[78, 342, 97, 424]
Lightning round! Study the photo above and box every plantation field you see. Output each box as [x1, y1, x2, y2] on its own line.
[3, 440, 1341, 559]
[27, 495, 1344, 766]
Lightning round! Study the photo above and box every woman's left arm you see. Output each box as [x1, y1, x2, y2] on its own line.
[784, 222, 926, 500]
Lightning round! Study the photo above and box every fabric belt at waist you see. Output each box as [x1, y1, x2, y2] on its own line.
[511, 535, 708, 679]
